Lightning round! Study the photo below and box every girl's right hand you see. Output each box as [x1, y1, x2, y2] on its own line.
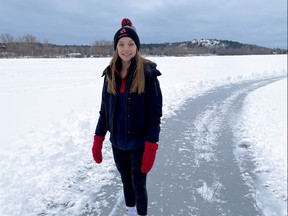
[92, 135, 105, 163]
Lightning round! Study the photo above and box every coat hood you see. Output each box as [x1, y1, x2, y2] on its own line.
[145, 61, 162, 78]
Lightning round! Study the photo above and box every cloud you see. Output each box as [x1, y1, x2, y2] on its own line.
[0, 0, 286, 48]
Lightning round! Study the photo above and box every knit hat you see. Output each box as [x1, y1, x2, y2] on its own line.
[113, 18, 140, 51]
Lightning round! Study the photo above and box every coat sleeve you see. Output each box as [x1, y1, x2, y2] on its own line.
[145, 76, 163, 143]
[95, 77, 108, 137]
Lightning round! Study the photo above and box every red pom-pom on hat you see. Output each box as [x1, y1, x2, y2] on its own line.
[114, 18, 140, 50]
[121, 18, 132, 27]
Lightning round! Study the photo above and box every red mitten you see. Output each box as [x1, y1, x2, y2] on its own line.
[141, 141, 158, 173]
[92, 135, 105, 163]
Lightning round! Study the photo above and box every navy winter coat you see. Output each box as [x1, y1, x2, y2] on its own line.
[95, 59, 162, 150]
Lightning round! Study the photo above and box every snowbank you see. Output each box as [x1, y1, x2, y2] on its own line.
[234, 78, 287, 215]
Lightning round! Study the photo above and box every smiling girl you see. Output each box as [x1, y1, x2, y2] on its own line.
[92, 18, 163, 216]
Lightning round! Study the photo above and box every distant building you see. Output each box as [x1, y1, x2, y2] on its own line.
[0, 45, 7, 51]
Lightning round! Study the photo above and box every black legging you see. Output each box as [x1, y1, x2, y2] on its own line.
[112, 146, 147, 215]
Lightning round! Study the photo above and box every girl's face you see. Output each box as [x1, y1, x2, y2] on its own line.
[117, 37, 137, 63]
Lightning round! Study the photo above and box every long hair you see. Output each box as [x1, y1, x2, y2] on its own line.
[107, 50, 146, 95]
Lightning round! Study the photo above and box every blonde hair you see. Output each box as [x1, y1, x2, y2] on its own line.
[107, 50, 146, 95]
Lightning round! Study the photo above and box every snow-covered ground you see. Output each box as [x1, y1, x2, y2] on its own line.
[233, 78, 287, 215]
[0, 55, 287, 215]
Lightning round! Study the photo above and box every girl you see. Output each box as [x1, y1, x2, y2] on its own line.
[92, 18, 163, 216]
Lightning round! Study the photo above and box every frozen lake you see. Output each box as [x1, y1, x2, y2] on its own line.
[0, 55, 286, 215]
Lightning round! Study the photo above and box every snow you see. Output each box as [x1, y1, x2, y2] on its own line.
[190, 39, 222, 47]
[234, 78, 287, 215]
[0, 55, 287, 215]
[239, 79, 287, 195]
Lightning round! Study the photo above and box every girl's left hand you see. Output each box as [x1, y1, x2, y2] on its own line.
[141, 142, 158, 173]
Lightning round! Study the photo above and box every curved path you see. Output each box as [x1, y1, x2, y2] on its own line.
[147, 77, 283, 216]
[87, 76, 284, 216]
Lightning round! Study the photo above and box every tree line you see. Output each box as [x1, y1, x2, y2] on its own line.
[0, 33, 112, 58]
[0, 33, 286, 58]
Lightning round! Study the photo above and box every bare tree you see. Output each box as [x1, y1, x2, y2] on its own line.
[15, 34, 39, 56]
[18, 34, 39, 43]
[93, 40, 113, 46]
[0, 33, 15, 43]
[91, 40, 113, 57]
[41, 39, 55, 57]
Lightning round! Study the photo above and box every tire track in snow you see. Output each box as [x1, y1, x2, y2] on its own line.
[148, 76, 284, 216]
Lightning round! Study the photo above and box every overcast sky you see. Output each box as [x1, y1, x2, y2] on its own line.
[0, 0, 287, 48]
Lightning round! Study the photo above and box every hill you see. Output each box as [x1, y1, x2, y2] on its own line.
[140, 39, 286, 56]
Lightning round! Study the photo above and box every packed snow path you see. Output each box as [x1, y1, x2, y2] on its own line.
[86, 76, 284, 216]
[148, 77, 284, 216]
